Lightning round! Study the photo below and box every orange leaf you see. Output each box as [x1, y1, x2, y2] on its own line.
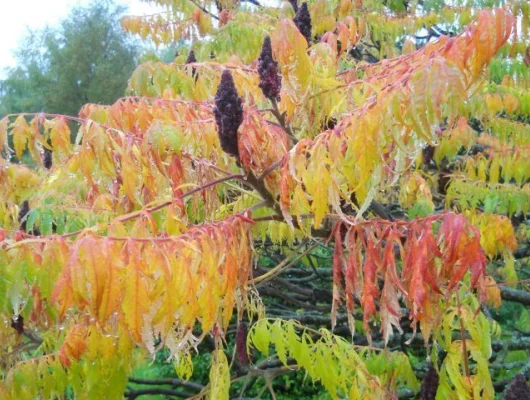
[122, 240, 149, 343]
[58, 325, 88, 367]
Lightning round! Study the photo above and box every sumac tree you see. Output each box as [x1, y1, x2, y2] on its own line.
[1, 1, 530, 399]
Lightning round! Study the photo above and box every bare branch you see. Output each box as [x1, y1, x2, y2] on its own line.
[128, 377, 204, 392]
[500, 286, 530, 306]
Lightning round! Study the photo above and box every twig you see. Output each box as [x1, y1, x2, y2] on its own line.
[23, 328, 43, 345]
[125, 387, 194, 399]
[188, 0, 219, 21]
[128, 377, 203, 392]
[259, 285, 328, 311]
[241, 0, 262, 6]
[269, 98, 297, 144]
[6, 173, 245, 247]
[500, 286, 530, 306]
[251, 242, 319, 284]
[257, 159, 282, 181]
[247, 199, 269, 213]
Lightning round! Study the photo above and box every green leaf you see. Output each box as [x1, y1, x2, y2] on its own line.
[26, 208, 40, 233]
[515, 308, 530, 334]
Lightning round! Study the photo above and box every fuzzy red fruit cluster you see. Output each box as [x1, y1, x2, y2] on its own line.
[186, 50, 198, 80]
[503, 374, 530, 400]
[43, 148, 53, 169]
[293, 2, 312, 45]
[419, 364, 439, 400]
[214, 70, 244, 159]
[185, 50, 197, 64]
[258, 36, 282, 101]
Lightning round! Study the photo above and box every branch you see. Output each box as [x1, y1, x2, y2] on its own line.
[188, 0, 219, 21]
[269, 98, 297, 144]
[119, 173, 245, 223]
[23, 328, 43, 345]
[128, 377, 204, 392]
[348, 193, 393, 221]
[241, 0, 262, 5]
[125, 387, 195, 399]
[500, 286, 530, 306]
[514, 245, 530, 259]
[257, 159, 282, 181]
[251, 242, 319, 285]
[258, 284, 328, 311]
[239, 171, 277, 209]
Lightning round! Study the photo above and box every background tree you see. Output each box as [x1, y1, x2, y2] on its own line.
[1, 1, 530, 400]
[0, 0, 139, 117]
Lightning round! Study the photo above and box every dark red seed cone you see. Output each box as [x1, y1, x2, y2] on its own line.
[186, 50, 197, 64]
[503, 374, 530, 400]
[293, 2, 312, 45]
[43, 147, 53, 169]
[186, 50, 198, 81]
[258, 36, 282, 101]
[213, 70, 243, 159]
[419, 363, 439, 400]
[11, 315, 24, 335]
[422, 145, 435, 166]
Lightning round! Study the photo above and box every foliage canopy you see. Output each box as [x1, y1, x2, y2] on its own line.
[1, 0, 530, 399]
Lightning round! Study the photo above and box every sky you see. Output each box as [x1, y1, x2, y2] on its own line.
[0, 0, 162, 77]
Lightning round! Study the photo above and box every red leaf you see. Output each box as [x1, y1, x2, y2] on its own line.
[361, 242, 379, 334]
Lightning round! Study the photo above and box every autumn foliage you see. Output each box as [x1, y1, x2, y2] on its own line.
[1, 1, 530, 399]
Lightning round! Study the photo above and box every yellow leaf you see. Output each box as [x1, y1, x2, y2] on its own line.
[477, 158, 487, 181]
[482, 276, 501, 309]
[489, 155, 500, 183]
[121, 150, 140, 204]
[98, 240, 123, 324]
[402, 39, 416, 55]
[0, 117, 8, 155]
[502, 254, 518, 287]
[12, 115, 29, 159]
[122, 241, 149, 343]
[209, 350, 230, 400]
